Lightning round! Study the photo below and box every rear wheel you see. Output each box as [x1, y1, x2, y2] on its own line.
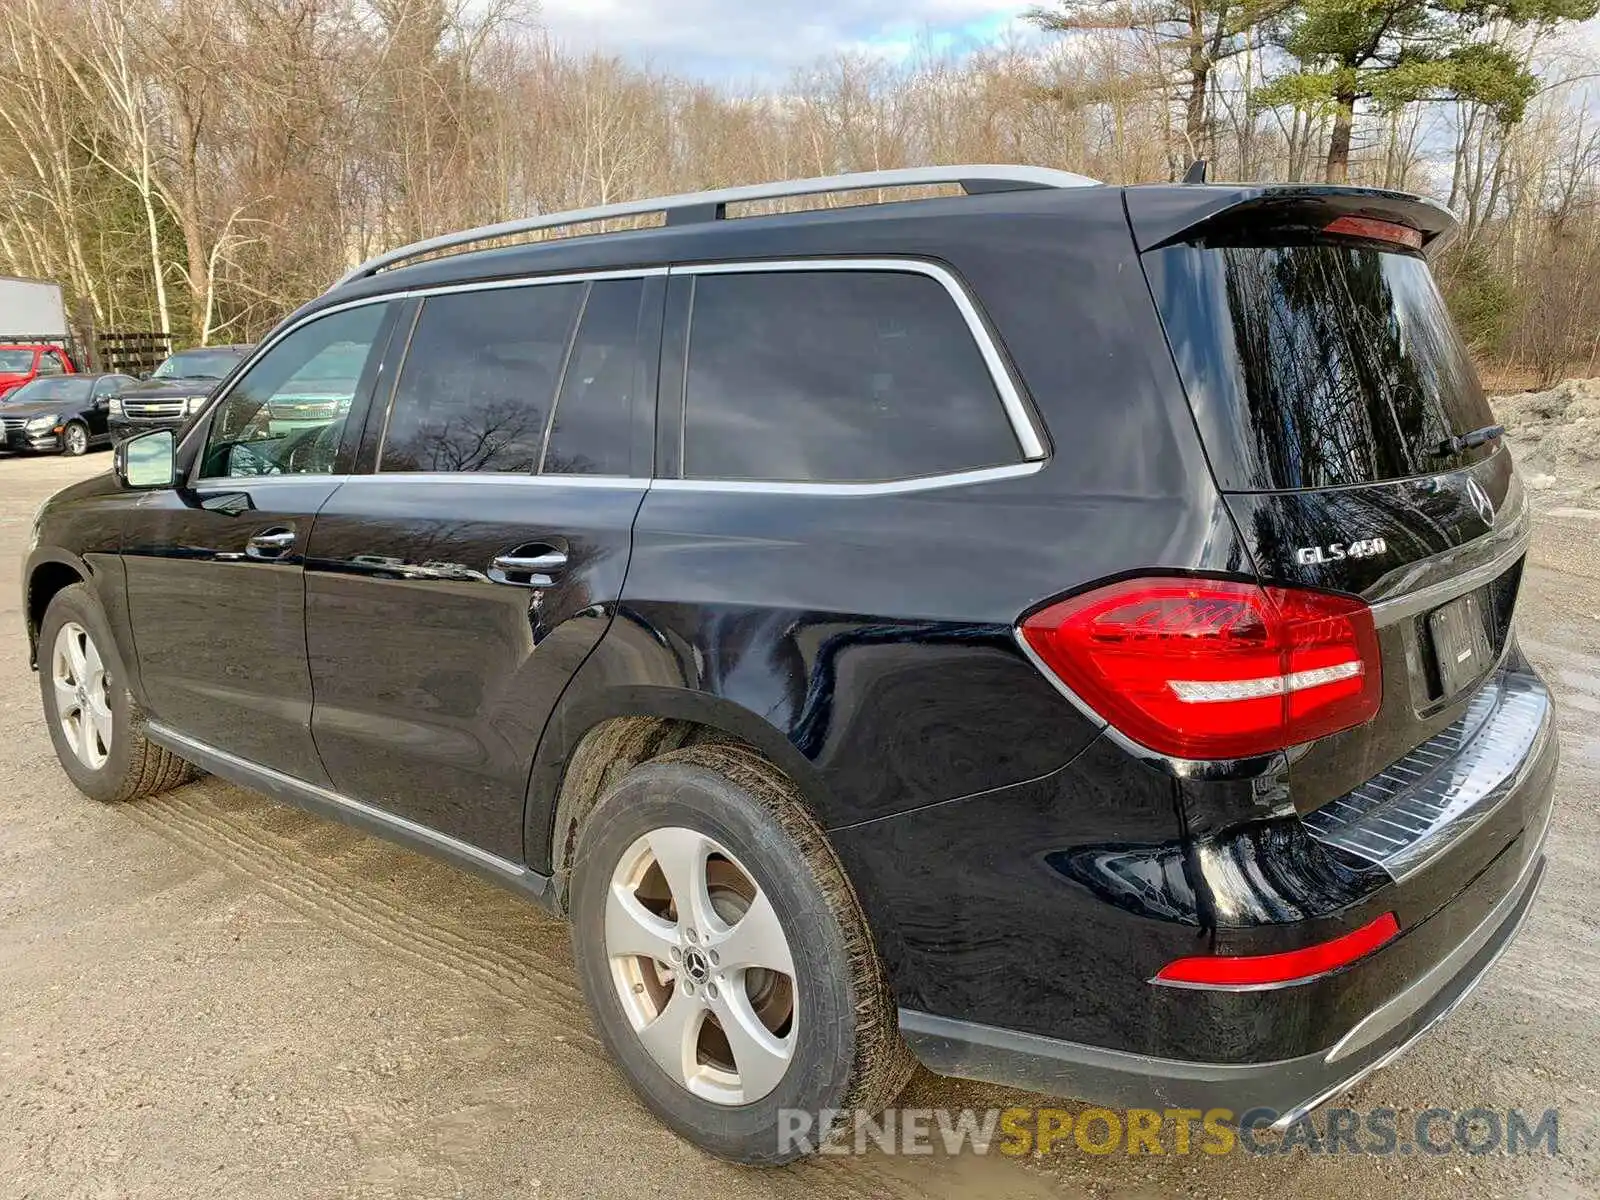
[37, 584, 195, 802]
[61, 421, 88, 456]
[569, 743, 913, 1164]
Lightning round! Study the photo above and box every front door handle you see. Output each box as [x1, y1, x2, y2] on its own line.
[246, 528, 297, 561]
[489, 547, 567, 587]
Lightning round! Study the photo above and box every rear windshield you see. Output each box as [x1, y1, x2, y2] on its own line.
[4, 377, 89, 402]
[153, 349, 244, 380]
[1145, 239, 1497, 491]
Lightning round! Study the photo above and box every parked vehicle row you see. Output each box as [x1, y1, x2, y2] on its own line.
[0, 344, 253, 457]
[23, 166, 1556, 1166]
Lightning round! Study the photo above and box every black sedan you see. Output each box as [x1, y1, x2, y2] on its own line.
[0, 373, 136, 455]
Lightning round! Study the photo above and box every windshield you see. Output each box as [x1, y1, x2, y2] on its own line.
[4, 377, 90, 404]
[1146, 239, 1497, 490]
[0, 350, 35, 372]
[153, 349, 244, 380]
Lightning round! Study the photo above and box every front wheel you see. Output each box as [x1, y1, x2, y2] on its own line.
[61, 421, 89, 456]
[569, 743, 913, 1164]
[37, 583, 195, 802]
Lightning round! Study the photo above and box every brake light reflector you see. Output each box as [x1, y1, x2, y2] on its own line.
[1323, 215, 1423, 250]
[1153, 912, 1400, 987]
[1019, 577, 1380, 759]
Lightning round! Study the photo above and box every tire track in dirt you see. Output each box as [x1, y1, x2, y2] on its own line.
[123, 789, 990, 1200]
[152, 785, 587, 1000]
[124, 786, 605, 1059]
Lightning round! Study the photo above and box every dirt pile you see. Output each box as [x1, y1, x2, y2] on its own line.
[1491, 377, 1600, 491]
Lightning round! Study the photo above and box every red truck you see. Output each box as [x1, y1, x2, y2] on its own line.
[0, 344, 76, 399]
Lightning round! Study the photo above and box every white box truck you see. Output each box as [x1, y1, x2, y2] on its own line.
[0, 275, 68, 338]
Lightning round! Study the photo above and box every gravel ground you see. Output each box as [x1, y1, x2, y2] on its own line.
[1, 450, 1595, 1199]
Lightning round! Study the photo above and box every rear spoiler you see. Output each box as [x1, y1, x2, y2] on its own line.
[1123, 184, 1460, 258]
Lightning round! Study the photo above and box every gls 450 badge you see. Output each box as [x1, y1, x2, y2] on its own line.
[1294, 538, 1388, 567]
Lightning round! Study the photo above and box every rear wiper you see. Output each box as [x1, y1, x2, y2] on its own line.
[1432, 424, 1504, 456]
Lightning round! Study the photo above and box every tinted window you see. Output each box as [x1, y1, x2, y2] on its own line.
[35, 352, 63, 376]
[1148, 241, 1497, 490]
[543, 279, 643, 475]
[5, 377, 90, 403]
[200, 304, 385, 478]
[681, 271, 1021, 483]
[154, 349, 246, 380]
[381, 285, 583, 474]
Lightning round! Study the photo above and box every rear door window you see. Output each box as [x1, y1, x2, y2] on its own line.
[542, 278, 645, 476]
[1146, 240, 1497, 491]
[380, 284, 583, 474]
[680, 270, 1023, 483]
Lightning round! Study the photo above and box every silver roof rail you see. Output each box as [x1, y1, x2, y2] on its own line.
[334, 164, 1101, 287]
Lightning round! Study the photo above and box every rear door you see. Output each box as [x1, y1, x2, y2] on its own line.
[303, 272, 662, 861]
[123, 302, 397, 780]
[1137, 198, 1531, 827]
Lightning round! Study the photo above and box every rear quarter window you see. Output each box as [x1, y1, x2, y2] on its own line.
[680, 269, 1023, 484]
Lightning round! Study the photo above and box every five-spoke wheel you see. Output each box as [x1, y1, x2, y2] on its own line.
[606, 827, 797, 1105]
[51, 621, 112, 770]
[570, 745, 913, 1164]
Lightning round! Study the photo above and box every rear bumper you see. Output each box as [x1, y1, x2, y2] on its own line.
[901, 821, 1548, 1123]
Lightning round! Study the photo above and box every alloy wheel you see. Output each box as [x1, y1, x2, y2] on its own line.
[605, 827, 798, 1105]
[51, 622, 112, 770]
[63, 424, 87, 455]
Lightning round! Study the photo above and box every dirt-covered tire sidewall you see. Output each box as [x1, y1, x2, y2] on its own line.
[569, 754, 868, 1164]
[38, 585, 140, 801]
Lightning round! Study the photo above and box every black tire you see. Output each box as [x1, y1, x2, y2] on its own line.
[61, 421, 89, 456]
[37, 583, 196, 802]
[569, 742, 913, 1165]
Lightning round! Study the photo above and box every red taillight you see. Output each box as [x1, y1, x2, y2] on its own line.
[1019, 577, 1380, 759]
[1324, 215, 1423, 250]
[1153, 913, 1400, 988]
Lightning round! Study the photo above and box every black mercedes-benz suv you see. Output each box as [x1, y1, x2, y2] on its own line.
[23, 167, 1556, 1164]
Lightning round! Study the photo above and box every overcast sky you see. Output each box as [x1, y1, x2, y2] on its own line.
[536, 1, 1037, 79]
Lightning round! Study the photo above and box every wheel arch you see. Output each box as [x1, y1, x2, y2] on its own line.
[25, 551, 89, 668]
[530, 686, 837, 911]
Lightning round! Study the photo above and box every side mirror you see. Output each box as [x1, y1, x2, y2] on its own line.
[115, 428, 176, 489]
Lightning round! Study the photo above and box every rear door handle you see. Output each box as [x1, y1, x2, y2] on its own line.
[246, 528, 297, 561]
[489, 547, 567, 587]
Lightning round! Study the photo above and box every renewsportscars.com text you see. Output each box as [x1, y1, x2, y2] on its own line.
[777, 1105, 1561, 1158]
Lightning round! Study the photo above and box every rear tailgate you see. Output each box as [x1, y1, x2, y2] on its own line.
[1131, 184, 1549, 877]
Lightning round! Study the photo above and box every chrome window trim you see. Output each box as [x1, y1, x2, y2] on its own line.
[654, 460, 1044, 497]
[219, 262, 1050, 495]
[192, 473, 354, 491]
[333, 472, 646, 489]
[670, 257, 1046, 463]
[400, 266, 668, 299]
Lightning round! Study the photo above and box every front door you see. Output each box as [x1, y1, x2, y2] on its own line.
[87, 376, 125, 441]
[122, 302, 397, 782]
[304, 274, 660, 860]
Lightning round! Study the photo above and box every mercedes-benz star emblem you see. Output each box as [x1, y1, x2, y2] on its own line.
[1464, 478, 1495, 527]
